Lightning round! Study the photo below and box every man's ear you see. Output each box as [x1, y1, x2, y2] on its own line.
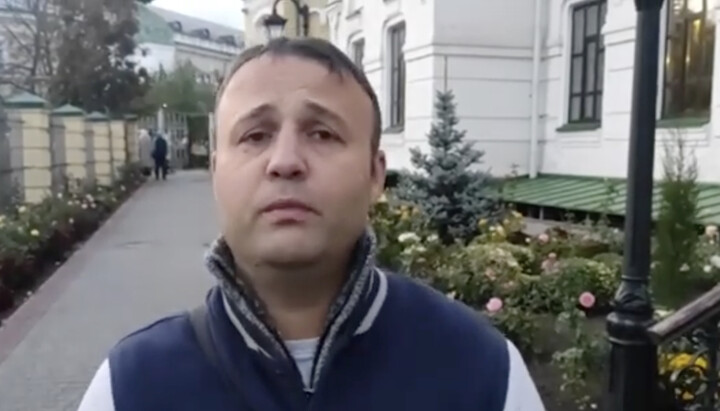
[370, 150, 387, 202]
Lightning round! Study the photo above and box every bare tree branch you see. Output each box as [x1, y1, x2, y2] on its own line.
[0, 0, 58, 95]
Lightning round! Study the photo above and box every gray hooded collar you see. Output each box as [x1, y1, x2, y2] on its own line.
[203, 228, 388, 391]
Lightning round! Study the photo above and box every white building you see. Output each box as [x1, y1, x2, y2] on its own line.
[326, 0, 720, 186]
[242, 0, 330, 47]
[135, 3, 244, 81]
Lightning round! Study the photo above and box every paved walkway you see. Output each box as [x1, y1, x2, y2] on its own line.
[0, 171, 218, 411]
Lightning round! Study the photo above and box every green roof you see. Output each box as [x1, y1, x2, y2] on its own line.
[5, 92, 47, 108]
[501, 174, 720, 225]
[52, 104, 85, 116]
[136, 3, 175, 46]
[86, 111, 108, 121]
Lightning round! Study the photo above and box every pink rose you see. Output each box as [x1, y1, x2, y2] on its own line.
[578, 292, 596, 309]
[538, 233, 550, 244]
[486, 297, 503, 313]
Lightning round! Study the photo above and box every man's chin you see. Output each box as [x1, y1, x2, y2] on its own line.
[254, 230, 324, 265]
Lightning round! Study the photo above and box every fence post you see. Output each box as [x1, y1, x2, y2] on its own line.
[48, 109, 66, 194]
[0, 102, 18, 207]
[86, 111, 111, 186]
[125, 114, 138, 163]
[110, 116, 127, 175]
[52, 104, 87, 191]
[83, 113, 95, 184]
[5, 92, 51, 204]
[605, 1, 665, 410]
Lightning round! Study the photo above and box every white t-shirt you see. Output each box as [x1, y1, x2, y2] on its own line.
[284, 337, 320, 389]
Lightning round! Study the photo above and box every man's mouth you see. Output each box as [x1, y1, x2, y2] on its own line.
[260, 199, 318, 222]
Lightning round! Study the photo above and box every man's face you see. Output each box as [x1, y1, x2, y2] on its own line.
[213, 55, 385, 268]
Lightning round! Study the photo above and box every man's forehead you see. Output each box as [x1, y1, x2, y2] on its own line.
[218, 54, 372, 121]
[226, 55, 345, 94]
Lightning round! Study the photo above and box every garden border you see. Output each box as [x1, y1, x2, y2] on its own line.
[0, 182, 150, 366]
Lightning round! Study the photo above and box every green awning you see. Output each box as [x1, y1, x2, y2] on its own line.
[501, 174, 720, 225]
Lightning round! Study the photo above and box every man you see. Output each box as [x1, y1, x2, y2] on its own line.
[77, 38, 544, 411]
[151, 130, 168, 180]
[137, 129, 153, 176]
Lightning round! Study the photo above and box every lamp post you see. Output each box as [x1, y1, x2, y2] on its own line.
[605, 1, 665, 410]
[263, 0, 310, 40]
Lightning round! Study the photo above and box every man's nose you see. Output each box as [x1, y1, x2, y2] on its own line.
[265, 128, 307, 180]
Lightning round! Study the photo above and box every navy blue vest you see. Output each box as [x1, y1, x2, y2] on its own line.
[108, 272, 510, 411]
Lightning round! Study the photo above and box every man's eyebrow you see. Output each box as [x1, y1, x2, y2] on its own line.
[304, 101, 347, 127]
[228, 104, 274, 141]
[236, 103, 274, 123]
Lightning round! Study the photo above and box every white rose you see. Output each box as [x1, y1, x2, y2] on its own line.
[710, 255, 720, 269]
[398, 232, 420, 244]
[706, 225, 719, 237]
[655, 309, 673, 319]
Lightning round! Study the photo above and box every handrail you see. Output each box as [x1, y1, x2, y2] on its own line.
[647, 283, 720, 345]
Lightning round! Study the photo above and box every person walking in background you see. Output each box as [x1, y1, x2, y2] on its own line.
[151, 131, 168, 181]
[137, 129, 153, 177]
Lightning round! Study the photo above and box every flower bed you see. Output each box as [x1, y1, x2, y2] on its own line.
[370, 195, 720, 409]
[0, 164, 147, 322]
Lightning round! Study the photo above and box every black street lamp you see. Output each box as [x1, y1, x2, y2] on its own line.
[605, 1, 665, 410]
[263, 0, 310, 40]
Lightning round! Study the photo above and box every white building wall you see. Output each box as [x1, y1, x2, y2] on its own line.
[329, 0, 434, 170]
[243, 0, 330, 47]
[135, 37, 241, 78]
[328, 0, 720, 184]
[329, 0, 536, 176]
[538, 0, 720, 183]
[432, 0, 536, 177]
[243, 0, 274, 47]
[135, 43, 177, 73]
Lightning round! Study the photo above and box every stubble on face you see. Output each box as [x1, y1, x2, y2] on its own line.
[212, 55, 385, 271]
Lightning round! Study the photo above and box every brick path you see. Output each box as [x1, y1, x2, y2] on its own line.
[0, 171, 217, 411]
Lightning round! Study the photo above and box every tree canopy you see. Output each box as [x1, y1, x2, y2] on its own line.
[141, 61, 217, 115]
[49, 0, 150, 115]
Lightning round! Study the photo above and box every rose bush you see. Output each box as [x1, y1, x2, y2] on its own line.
[0, 163, 146, 316]
[371, 194, 626, 408]
[372, 192, 720, 409]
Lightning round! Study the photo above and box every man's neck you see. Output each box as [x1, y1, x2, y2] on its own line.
[241, 261, 349, 340]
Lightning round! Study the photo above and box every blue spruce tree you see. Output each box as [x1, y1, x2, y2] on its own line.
[396, 90, 497, 244]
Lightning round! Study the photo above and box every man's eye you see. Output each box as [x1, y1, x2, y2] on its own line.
[309, 129, 336, 141]
[241, 131, 270, 143]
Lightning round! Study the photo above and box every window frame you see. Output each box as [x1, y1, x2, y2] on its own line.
[567, 0, 606, 124]
[660, 0, 715, 120]
[388, 22, 406, 130]
[352, 38, 365, 68]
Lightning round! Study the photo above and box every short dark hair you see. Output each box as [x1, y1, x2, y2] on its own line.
[215, 37, 382, 152]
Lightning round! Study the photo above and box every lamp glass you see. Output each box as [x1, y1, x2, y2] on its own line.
[264, 14, 287, 41]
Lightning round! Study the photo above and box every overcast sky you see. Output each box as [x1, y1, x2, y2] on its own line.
[151, 0, 245, 29]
